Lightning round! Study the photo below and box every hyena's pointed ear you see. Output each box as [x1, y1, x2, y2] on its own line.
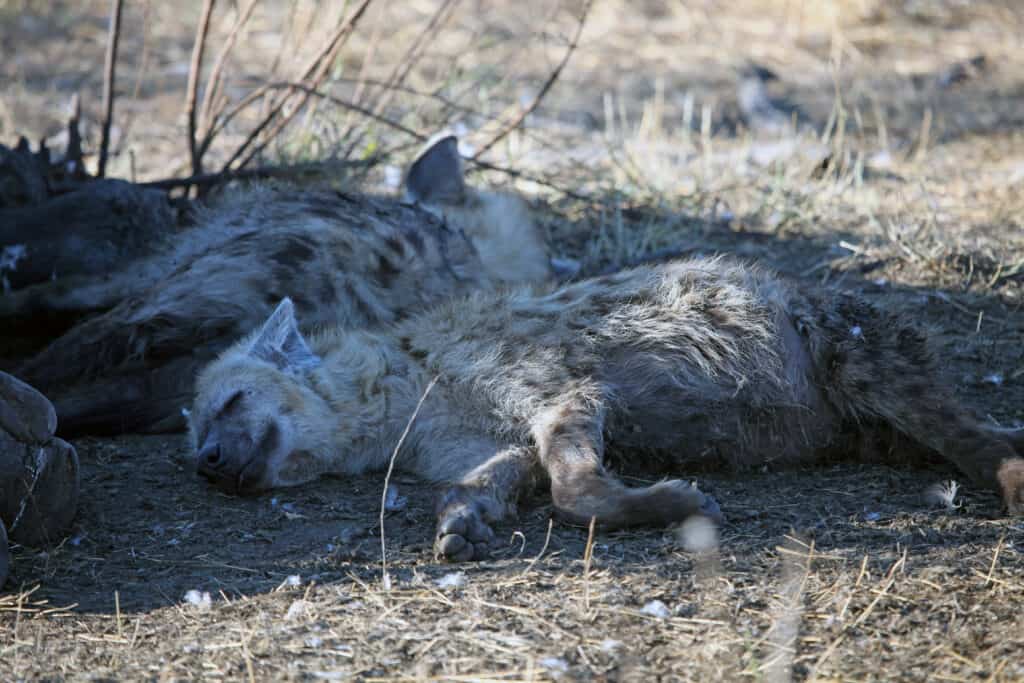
[249, 298, 320, 373]
[404, 134, 466, 204]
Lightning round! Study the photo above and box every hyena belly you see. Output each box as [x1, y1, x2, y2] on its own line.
[602, 308, 838, 467]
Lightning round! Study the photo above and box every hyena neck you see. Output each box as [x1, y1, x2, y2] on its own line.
[311, 329, 435, 475]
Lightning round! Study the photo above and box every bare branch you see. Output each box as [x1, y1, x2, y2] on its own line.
[249, 85, 591, 200]
[223, 0, 375, 173]
[367, 0, 460, 118]
[98, 0, 124, 178]
[260, 83, 427, 140]
[198, 0, 258, 141]
[472, 0, 592, 161]
[185, 0, 217, 178]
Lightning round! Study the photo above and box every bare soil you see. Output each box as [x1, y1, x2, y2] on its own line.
[2, 1, 1023, 681]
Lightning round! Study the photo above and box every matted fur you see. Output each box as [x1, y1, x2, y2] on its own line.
[11, 137, 553, 436]
[190, 256, 1024, 562]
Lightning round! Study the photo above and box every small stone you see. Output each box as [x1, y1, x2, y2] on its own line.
[285, 599, 309, 620]
[677, 515, 719, 554]
[540, 657, 569, 677]
[641, 600, 671, 618]
[983, 373, 1003, 386]
[184, 590, 212, 610]
[435, 571, 466, 589]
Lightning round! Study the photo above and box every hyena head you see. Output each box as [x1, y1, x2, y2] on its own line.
[188, 298, 337, 494]
[404, 134, 554, 284]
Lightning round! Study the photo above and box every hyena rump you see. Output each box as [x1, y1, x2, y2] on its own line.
[12, 136, 552, 435]
[190, 257, 1024, 561]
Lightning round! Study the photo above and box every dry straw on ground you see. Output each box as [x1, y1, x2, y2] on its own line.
[1, 0, 1023, 680]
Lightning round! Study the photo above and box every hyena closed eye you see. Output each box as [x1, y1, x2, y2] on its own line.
[190, 257, 1024, 562]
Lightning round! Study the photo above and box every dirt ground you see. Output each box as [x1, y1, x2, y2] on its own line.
[2, 1, 1024, 681]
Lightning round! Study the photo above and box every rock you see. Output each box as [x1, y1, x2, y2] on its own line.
[0, 371, 57, 443]
[0, 433, 79, 548]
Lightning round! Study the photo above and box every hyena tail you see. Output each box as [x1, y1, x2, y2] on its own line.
[811, 293, 1024, 511]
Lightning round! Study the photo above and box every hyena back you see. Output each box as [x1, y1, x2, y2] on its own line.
[190, 257, 1024, 561]
[13, 136, 553, 435]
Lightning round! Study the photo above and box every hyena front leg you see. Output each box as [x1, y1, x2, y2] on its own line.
[435, 446, 541, 562]
[531, 402, 722, 529]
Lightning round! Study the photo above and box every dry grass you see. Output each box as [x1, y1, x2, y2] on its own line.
[2, 0, 1024, 680]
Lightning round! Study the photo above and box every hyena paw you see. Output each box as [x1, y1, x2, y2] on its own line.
[649, 479, 725, 525]
[434, 500, 495, 563]
[998, 457, 1024, 515]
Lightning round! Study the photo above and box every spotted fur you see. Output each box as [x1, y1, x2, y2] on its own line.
[190, 256, 1024, 562]
[12, 137, 552, 435]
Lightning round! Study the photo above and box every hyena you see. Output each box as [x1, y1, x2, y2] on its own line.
[189, 257, 1024, 562]
[11, 136, 552, 435]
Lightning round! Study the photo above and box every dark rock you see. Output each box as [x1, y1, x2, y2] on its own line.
[0, 433, 79, 548]
[0, 371, 57, 443]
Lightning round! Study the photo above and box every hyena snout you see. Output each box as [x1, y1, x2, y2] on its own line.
[194, 429, 270, 495]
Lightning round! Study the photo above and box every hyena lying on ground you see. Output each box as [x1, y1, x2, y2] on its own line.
[190, 256, 1024, 561]
[10, 136, 552, 436]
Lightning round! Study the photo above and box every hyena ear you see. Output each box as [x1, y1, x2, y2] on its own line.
[404, 134, 466, 204]
[249, 298, 320, 373]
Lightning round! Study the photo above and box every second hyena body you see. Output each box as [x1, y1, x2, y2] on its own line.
[190, 257, 1024, 561]
[11, 136, 552, 435]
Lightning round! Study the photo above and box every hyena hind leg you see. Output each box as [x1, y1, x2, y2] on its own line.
[531, 403, 722, 530]
[821, 304, 1024, 513]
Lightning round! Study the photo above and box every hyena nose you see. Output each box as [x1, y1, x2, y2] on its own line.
[196, 441, 224, 477]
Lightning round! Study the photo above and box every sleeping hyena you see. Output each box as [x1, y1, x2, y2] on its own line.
[189, 257, 1024, 561]
[12, 135, 553, 435]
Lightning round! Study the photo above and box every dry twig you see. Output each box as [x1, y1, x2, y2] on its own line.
[198, 0, 258, 145]
[225, 0, 375, 172]
[185, 0, 217, 178]
[472, 0, 593, 162]
[380, 375, 440, 590]
[98, 0, 124, 178]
